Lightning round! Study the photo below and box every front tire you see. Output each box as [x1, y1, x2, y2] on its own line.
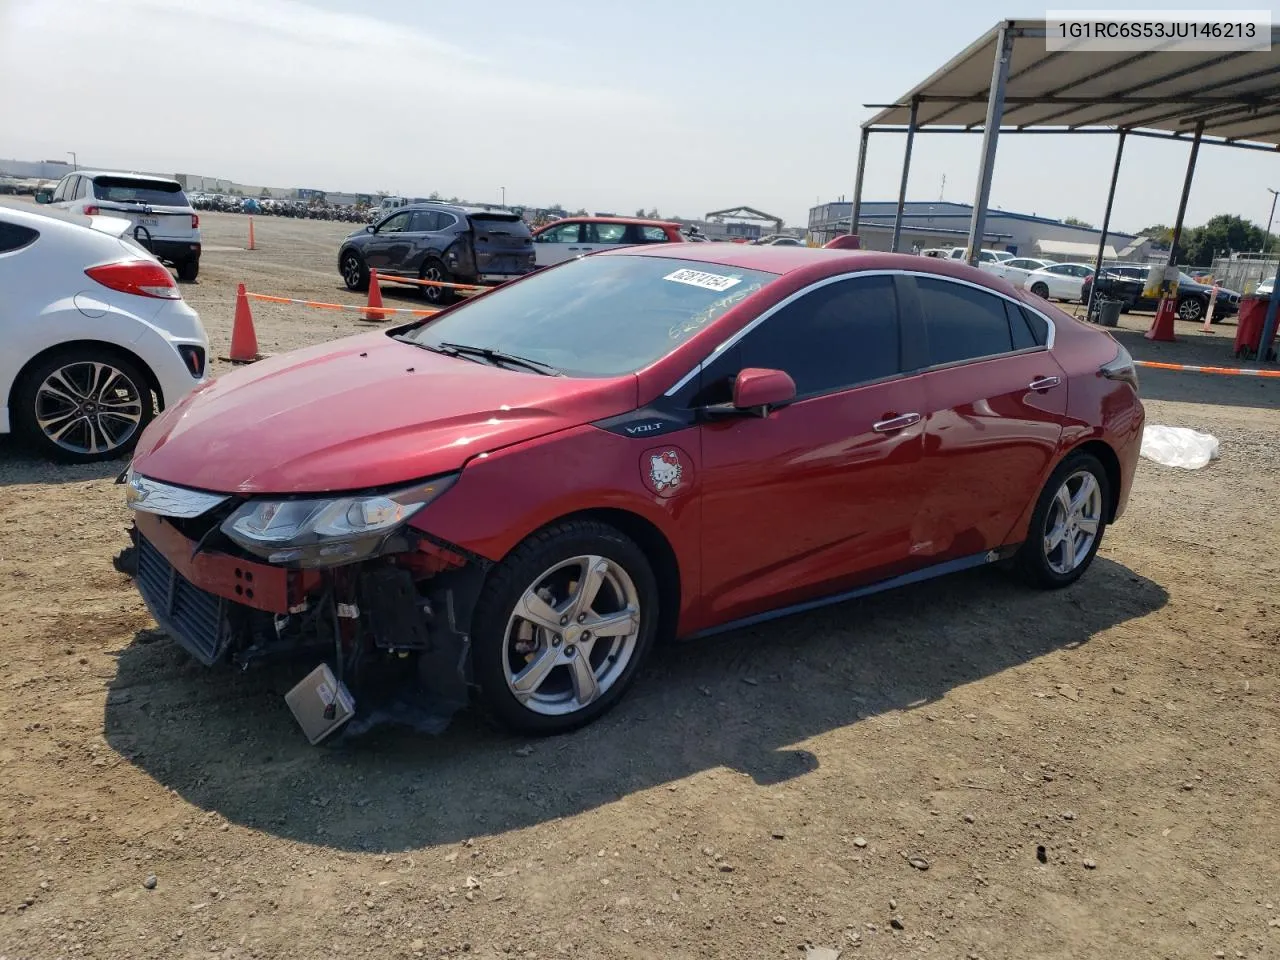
[470, 520, 660, 736]
[340, 249, 369, 291]
[1177, 296, 1205, 323]
[13, 347, 155, 463]
[1014, 451, 1111, 589]
[176, 259, 199, 282]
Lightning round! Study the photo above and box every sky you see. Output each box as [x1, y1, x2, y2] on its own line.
[2, 0, 1279, 234]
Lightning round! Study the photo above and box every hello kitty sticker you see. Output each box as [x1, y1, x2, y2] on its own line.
[641, 446, 693, 499]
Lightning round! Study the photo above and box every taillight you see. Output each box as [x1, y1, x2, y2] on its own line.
[191, 213, 199, 229]
[84, 205, 100, 216]
[1100, 343, 1139, 391]
[85, 260, 181, 300]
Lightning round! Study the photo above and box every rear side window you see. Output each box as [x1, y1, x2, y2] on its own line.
[589, 223, 628, 243]
[92, 176, 187, 206]
[915, 277, 1014, 366]
[641, 226, 669, 242]
[411, 210, 441, 231]
[737, 274, 901, 398]
[0, 222, 39, 253]
[1018, 304, 1050, 345]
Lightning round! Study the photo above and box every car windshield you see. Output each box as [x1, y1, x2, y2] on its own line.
[93, 177, 187, 206]
[401, 255, 776, 377]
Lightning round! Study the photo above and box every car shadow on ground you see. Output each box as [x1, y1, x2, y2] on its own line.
[0, 437, 126, 486]
[103, 556, 1167, 852]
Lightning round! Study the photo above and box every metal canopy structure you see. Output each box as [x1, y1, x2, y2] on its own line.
[853, 19, 1280, 354]
[705, 205, 784, 235]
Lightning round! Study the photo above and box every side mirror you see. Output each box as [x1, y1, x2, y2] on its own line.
[365, 224, 375, 233]
[718, 367, 796, 418]
[34, 189, 52, 204]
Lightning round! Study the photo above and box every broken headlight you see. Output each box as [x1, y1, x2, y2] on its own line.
[220, 474, 457, 568]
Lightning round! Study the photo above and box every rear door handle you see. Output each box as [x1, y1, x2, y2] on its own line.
[1029, 376, 1062, 391]
[872, 412, 922, 433]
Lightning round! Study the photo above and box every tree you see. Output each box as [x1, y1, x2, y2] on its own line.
[1138, 223, 1172, 245]
[1063, 216, 1094, 229]
[429, 191, 441, 201]
[259, 188, 271, 198]
[635, 208, 646, 218]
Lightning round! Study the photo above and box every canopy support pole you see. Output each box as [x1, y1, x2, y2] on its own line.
[965, 24, 1014, 266]
[1087, 129, 1127, 319]
[890, 99, 918, 252]
[850, 128, 869, 237]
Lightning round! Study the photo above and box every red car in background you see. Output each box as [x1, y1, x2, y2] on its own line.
[121, 246, 1145, 738]
[532, 216, 683, 268]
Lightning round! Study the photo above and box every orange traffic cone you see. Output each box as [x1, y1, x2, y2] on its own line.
[363, 269, 385, 321]
[1145, 296, 1178, 342]
[247, 216, 255, 251]
[228, 283, 261, 362]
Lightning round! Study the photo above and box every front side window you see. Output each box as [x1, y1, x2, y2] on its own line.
[401, 255, 775, 377]
[538, 222, 581, 243]
[379, 211, 413, 233]
[915, 277, 1014, 366]
[52, 177, 72, 202]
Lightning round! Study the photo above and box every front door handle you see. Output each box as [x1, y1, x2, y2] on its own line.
[872, 412, 922, 433]
[1029, 376, 1062, 391]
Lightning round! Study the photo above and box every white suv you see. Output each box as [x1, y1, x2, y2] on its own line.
[0, 205, 209, 462]
[40, 171, 202, 281]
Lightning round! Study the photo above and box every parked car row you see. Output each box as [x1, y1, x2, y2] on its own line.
[1086, 264, 1241, 322]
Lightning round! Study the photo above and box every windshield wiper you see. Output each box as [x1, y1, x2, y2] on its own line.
[436, 342, 562, 377]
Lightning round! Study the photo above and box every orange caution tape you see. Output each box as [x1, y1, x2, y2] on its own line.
[377, 274, 491, 292]
[244, 292, 440, 318]
[1134, 360, 1280, 378]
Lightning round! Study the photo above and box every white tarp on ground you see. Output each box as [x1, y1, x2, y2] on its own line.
[1035, 238, 1122, 261]
[1140, 425, 1220, 470]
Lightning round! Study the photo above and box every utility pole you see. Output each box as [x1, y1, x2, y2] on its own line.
[1265, 187, 1278, 255]
[67, 151, 77, 171]
[939, 174, 946, 202]
[501, 186, 506, 209]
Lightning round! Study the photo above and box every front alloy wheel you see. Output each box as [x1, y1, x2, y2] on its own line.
[1177, 296, 1204, 322]
[471, 520, 659, 735]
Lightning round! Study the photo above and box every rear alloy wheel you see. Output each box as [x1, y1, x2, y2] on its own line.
[176, 259, 199, 282]
[341, 250, 369, 291]
[1030, 281, 1050, 299]
[1014, 452, 1110, 589]
[14, 348, 154, 463]
[471, 520, 659, 735]
[419, 259, 455, 306]
[1176, 296, 1205, 322]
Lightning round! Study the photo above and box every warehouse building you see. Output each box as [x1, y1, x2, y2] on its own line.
[808, 200, 1150, 261]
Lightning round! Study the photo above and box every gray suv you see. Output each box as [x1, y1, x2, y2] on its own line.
[338, 203, 535, 304]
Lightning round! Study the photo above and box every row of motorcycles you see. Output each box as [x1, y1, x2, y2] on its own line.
[189, 194, 371, 223]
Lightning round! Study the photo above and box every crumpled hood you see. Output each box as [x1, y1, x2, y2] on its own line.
[131, 332, 637, 494]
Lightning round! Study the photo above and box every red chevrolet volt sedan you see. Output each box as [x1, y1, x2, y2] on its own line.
[121, 245, 1144, 737]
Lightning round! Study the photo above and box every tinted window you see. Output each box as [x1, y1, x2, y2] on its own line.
[404, 255, 775, 377]
[91, 176, 186, 205]
[736, 274, 901, 398]
[916, 277, 1014, 366]
[539, 223, 580, 243]
[1005, 301, 1037, 350]
[436, 212, 459, 230]
[1007, 259, 1039, 270]
[1018, 305, 1050, 345]
[0, 222, 39, 253]
[411, 210, 441, 231]
[641, 226, 669, 242]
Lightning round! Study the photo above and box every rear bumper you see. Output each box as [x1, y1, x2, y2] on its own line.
[146, 239, 201, 264]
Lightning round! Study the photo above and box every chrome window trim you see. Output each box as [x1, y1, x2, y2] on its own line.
[664, 268, 1056, 398]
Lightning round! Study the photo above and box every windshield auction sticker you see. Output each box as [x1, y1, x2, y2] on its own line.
[663, 269, 742, 292]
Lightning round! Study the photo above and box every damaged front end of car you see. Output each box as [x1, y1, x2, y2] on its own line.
[119, 467, 488, 742]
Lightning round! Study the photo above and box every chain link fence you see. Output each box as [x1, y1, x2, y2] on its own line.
[1206, 256, 1279, 294]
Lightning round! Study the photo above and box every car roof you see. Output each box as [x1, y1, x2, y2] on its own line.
[601, 243, 1041, 292]
[543, 216, 681, 228]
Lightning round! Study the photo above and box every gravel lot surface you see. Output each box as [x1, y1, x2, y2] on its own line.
[1, 203, 1278, 959]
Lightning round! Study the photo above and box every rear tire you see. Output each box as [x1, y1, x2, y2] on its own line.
[13, 346, 155, 464]
[470, 520, 659, 736]
[1030, 281, 1050, 299]
[1013, 451, 1111, 590]
[341, 249, 369, 292]
[176, 259, 199, 282]
[419, 258, 456, 306]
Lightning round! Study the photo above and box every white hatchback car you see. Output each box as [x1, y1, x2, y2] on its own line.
[0, 205, 209, 463]
[40, 170, 202, 281]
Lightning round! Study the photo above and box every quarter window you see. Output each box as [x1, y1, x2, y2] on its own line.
[0, 222, 39, 253]
[915, 277, 1014, 366]
[720, 274, 902, 399]
[640, 226, 669, 242]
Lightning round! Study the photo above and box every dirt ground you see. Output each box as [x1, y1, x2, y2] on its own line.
[1, 205, 1279, 960]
